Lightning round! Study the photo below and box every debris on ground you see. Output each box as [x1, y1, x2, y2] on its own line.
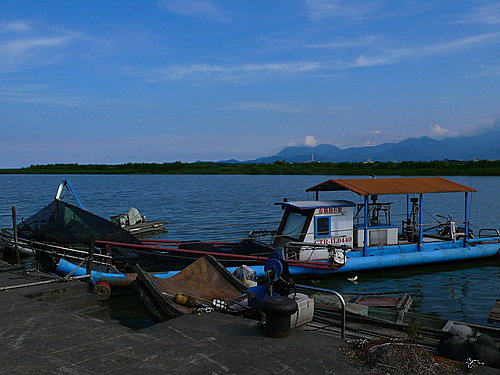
[340, 338, 466, 375]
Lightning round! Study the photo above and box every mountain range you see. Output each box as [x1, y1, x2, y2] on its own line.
[235, 129, 500, 163]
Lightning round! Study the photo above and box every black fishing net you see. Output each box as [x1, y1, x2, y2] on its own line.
[18, 200, 140, 246]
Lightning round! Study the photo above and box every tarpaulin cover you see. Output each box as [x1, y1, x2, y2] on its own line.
[18, 199, 140, 245]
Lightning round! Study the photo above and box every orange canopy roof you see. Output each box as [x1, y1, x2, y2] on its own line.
[306, 177, 476, 195]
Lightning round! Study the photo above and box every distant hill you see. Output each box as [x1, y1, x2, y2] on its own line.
[242, 129, 500, 163]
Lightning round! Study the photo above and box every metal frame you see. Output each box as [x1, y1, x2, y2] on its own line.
[55, 179, 86, 210]
[295, 283, 346, 339]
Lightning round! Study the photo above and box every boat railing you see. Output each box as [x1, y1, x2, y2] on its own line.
[478, 228, 500, 238]
[284, 241, 348, 263]
[33, 242, 113, 266]
[0, 230, 113, 267]
[294, 283, 346, 339]
[285, 241, 348, 250]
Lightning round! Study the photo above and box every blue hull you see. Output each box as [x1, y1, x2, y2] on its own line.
[286, 241, 499, 277]
[55, 241, 499, 285]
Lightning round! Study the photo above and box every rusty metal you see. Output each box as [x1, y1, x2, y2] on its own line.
[306, 177, 477, 195]
[136, 255, 247, 319]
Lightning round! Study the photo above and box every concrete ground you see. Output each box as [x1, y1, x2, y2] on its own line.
[0, 268, 498, 375]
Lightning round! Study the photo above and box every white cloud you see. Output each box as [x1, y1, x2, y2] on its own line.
[305, 136, 318, 146]
[460, 64, 500, 79]
[142, 61, 325, 82]
[370, 130, 381, 135]
[307, 35, 380, 49]
[0, 20, 32, 33]
[214, 101, 348, 115]
[305, 0, 383, 20]
[452, 3, 500, 25]
[0, 20, 93, 73]
[157, 0, 229, 22]
[0, 83, 150, 108]
[352, 32, 500, 68]
[429, 124, 456, 138]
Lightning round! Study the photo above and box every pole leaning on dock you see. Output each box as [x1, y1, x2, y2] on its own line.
[11, 206, 20, 265]
[86, 235, 95, 292]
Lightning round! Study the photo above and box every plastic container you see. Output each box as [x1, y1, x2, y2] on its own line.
[289, 293, 314, 328]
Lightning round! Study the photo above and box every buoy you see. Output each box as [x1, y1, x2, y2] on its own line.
[94, 281, 112, 301]
[174, 293, 197, 308]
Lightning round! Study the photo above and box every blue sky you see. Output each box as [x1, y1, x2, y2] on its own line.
[1, 0, 499, 167]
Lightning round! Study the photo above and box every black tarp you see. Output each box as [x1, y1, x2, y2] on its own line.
[18, 199, 140, 245]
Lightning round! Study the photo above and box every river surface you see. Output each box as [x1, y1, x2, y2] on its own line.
[0, 174, 498, 326]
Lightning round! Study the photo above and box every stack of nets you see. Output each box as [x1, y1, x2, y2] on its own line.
[341, 338, 464, 375]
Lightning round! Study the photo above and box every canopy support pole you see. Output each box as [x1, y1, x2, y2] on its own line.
[464, 192, 470, 247]
[406, 194, 410, 224]
[418, 193, 423, 250]
[363, 195, 369, 256]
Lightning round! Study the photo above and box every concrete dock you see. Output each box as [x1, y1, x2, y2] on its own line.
[1, 267, 499, 375]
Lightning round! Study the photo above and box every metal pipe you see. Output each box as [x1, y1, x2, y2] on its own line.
[96, 240, 341, 269]
[0, 275, 90, 291]
[295, 283, 346, 339]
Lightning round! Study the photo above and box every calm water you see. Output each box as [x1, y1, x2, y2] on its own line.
[0, 174, 498, 325]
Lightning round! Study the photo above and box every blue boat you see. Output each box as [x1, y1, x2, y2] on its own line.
[266, 176, 500, 274]
[46, 177, 499, 285]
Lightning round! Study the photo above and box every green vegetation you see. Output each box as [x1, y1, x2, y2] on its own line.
[1, 160, 498, 175]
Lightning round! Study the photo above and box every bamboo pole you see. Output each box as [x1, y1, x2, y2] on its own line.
[11, 206, 20, 265]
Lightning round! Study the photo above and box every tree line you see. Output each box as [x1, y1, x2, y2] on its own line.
[1, 160, 498, 175]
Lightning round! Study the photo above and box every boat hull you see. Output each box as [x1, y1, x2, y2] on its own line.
[55, 241, 499, 284]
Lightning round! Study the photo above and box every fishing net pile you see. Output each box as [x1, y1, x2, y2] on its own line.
[341, 338, 464, 375]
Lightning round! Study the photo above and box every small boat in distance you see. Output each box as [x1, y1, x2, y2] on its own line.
[110, 207, 167, 236]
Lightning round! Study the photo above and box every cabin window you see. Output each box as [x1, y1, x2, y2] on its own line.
[282, 211, 309, 240]
[315, 216, 331, 238]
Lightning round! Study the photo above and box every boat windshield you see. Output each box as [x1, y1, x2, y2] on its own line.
[282, 211, 309, 240]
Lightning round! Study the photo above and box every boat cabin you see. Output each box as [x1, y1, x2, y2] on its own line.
[273, 200, 356, 260]
[273, 177, 477, 261]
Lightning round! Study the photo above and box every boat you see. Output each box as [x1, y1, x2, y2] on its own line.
[110, 207, 167, 236]
[265, 176, 500, 274]
[1, 177, 498, 284]
[100, 176, 500, 277]
[312, 299, 500, 365]
[134, 254, 248, 322]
